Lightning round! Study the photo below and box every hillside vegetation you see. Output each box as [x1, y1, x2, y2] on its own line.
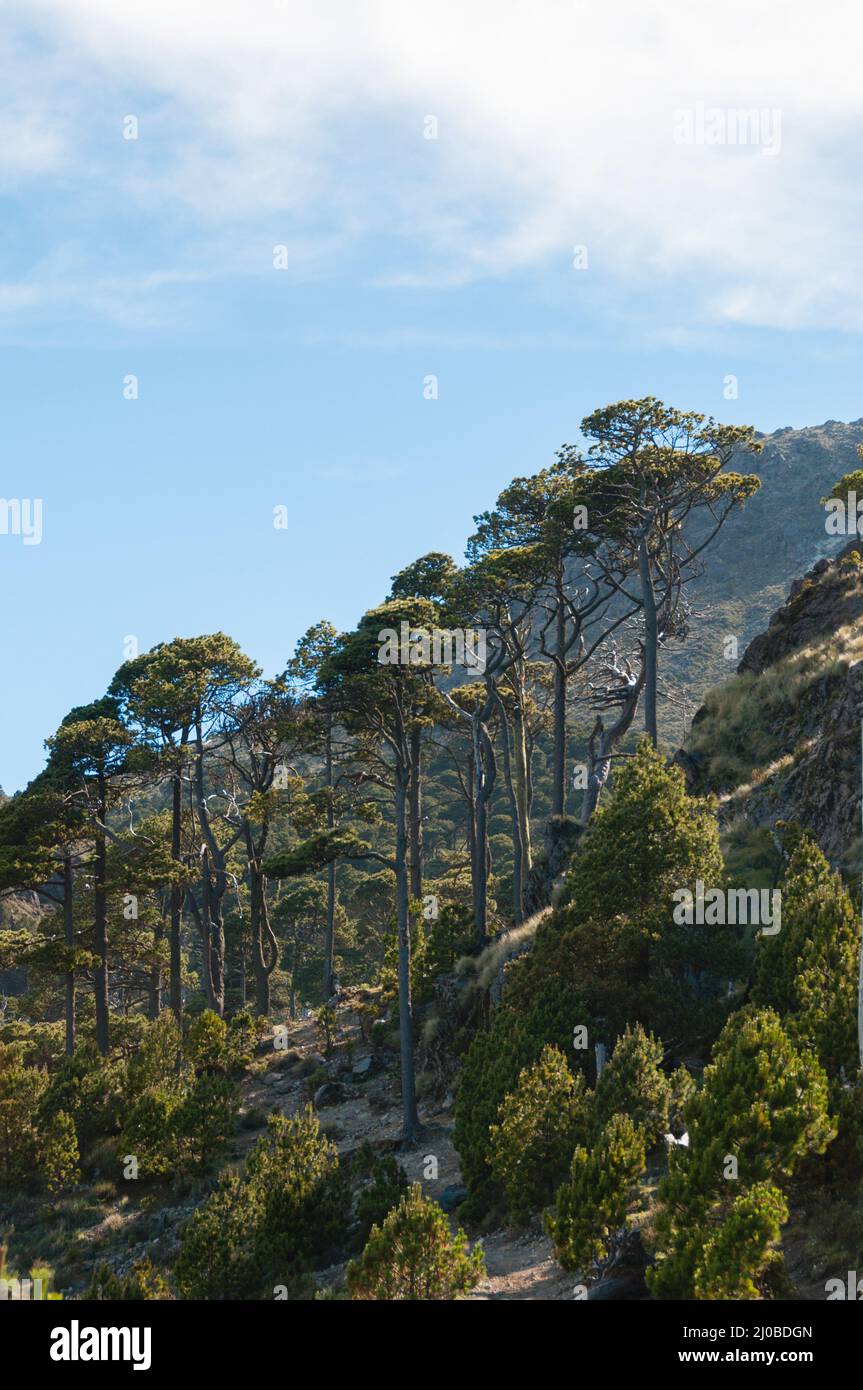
[2, 398, 863, 1302]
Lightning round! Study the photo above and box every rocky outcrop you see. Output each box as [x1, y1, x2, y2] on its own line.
[679, 542, 863, 869]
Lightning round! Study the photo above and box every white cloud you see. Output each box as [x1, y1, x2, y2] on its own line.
[6, 0, 863, 331]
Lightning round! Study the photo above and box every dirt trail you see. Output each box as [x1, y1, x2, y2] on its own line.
[246, 1008, 572, 1300]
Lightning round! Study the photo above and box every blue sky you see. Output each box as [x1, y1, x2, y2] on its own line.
[2, 0, 863, 792]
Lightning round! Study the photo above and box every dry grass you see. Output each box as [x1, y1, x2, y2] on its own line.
[687, 622, 863, 792]
[457, 910, 551, 994]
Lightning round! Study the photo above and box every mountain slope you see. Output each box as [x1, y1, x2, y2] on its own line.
[664, 417, 863, 720]
[676, 540, 863, 874]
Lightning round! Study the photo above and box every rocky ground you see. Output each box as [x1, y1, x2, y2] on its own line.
[242, 1008, 574, 1300]
[15, 1000, 572, 1301]
[8, 997, 849, 1301]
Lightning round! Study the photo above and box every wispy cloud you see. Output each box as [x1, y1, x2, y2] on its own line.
[302, 327, 588, 352]
[5, 0, 863, 332]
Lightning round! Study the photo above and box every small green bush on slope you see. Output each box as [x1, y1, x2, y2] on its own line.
[175, 1106, 347, 1299]
[347, 1184, 484, 1300]
[648, 1006, 834, 1300]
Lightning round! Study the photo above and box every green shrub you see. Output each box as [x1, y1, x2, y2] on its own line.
[226, 1011, 258, 1070]
[171, 1072, 239, 1172]
[648, 1006, 835, 1299]
[692, 1184, 788, 1300]
[174, 1171, 259, 1299]
[117, 1014, 238, 1179]
[508, 741, 740, 1050]
[119, 1089, 177, 1178]
[0, 1042, 79, 1194]
[544, 1113, 645, 1272]
[347, 1184, 485, 1300]
[488, 1045, 590, 1224]
[184, 1008, 255, 1074]
[351, 1142, 409, 1242]
[185, 1010, 228, 1072]
[591, 1024, 671, 1148]
[314, 1004, 337, 1057]
[425, 904, 474, 975]
[668, 1064, 696, 1137]
[125, 1013, 187, 1100]
[453, 980, 588, 1218]
[754, 836, 858, 1078]
[40, 1043, 123, 1149]
[41, 1109, 80, 1193]
[0, 1042, 48, 1191]
[85, 1257, 171, 1300]
[175, 1106, 347, 1299]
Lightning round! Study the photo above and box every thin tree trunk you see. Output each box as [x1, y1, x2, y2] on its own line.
[63, 853, 75, 1057]
[210, 895, 226, 1018]
[512, 694, 533, 876]
[408, 725, 423, 901]
[638, 532, 659, 744]
[395, 770, 420, 1142]
[466, 743, 477, 916]
[289, 938, 303, 1021]
[580, 667, 645, 823]
[169, 770, 183, 1020]
[495, 694, 523, 923]
[323, 718, 336, 999]
[473, 717, 497, 947]
[551, 581, 567, 816]
[246, 824, 276, 1018]
[93, 771, 110, 1055]
[194, 718, 226, 1016]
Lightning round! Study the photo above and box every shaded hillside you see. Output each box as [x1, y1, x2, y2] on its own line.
[676, 540, 863, 874]
[664, 418, 863, 721]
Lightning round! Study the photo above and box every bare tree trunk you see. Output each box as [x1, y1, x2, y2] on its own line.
[409, 725, 423, 902]
[473, 718, 497, 947]
[63, 853, 75, 1057]
[580, 661, 645, 823]
[194, 719, 227, 1017]
[638, 533, 659, 745]
[169, 771, 183, 1020]
[289, 938, 303, 1021]
[395, 770, 420, 1142]
[551, 583, 567, 816]
[199, 857, 225, 1017]
[495, 694, 523, 923]
[246, 825, 277, 1018]
[323, 718, 336, 999]
[93, 772, 110, 1055]
[209, 896, 226, 1018]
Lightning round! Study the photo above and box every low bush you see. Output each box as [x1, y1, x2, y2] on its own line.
[347, 1184, 485, 1300]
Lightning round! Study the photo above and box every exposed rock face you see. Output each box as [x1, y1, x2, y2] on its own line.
[680, 541, 863, 870]
[737, 552, 863, 676]
[664, 418, 863, 713]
